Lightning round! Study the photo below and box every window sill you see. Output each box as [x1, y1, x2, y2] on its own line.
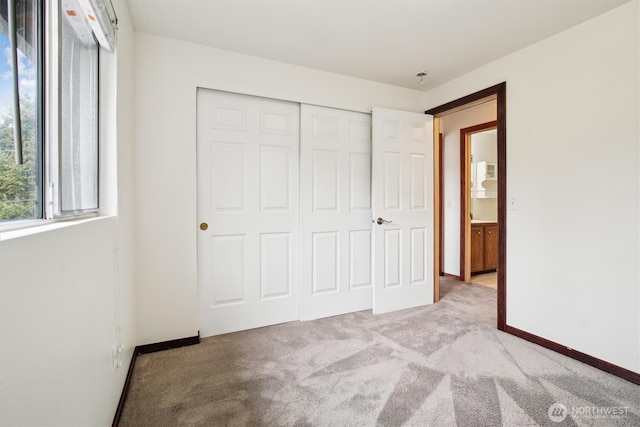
[0, 215, 113, 242]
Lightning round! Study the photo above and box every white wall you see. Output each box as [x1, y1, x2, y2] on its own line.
[424, 1, 640, 372]
[0, 0, 137, 424]
[440, 102, 497, 276]
[472, 199, 497, 223]
[114, 0, 137, 372]
[133, 33, 425, 344]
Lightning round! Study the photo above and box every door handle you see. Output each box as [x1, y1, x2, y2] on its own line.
[375, 217, 392, 225]
[199, 223, 208, 231]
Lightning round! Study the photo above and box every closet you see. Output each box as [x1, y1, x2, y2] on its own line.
[196, 88, 433, 337]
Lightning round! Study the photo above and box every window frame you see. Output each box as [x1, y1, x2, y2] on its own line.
[0, 0, 103, 232]
[47, 0, 101, 219]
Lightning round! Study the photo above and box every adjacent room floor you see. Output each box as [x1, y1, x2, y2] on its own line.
[470, 272, 497, 289]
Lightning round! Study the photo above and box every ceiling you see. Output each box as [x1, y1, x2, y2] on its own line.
[125, 0, 631, 91]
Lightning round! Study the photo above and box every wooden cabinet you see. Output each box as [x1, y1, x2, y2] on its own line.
[471, 222, 498, 273]
[470, 225, 485, 272]
[484, 224, 498, 270]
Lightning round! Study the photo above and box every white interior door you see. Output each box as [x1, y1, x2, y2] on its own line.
[300, 105, 372, 321]
[372, 108, 434, 314]
[197, 89, 299, 337]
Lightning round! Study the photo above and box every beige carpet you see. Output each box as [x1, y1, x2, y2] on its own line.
[119, 280, 640, 426]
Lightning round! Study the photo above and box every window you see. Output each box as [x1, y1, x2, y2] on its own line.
[59, 0, 99, 214]
[0, 0, 116, 225]
[0, 0, 41, 221]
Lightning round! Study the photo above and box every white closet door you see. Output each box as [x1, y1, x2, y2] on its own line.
[300, 105, 373, 321]
[372, 108, 434, 314]
[197, 89, 299, 337]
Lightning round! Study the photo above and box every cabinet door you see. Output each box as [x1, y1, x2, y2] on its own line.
[470, 224, 485, 273]
[484, 224, 499, 270]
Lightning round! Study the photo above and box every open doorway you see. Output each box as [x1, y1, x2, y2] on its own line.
[461, 121, 498, 284]
[426, 82, 506, 331]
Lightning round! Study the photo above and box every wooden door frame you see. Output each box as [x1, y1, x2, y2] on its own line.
[438, 132, 444, 276]
[459, 121, 497, 282]
[426, 82, 507, 331]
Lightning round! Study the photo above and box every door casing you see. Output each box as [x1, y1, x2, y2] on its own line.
[426, 82, 507, 331]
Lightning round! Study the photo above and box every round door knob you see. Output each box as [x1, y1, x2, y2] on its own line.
[200, 223, 208, 231]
